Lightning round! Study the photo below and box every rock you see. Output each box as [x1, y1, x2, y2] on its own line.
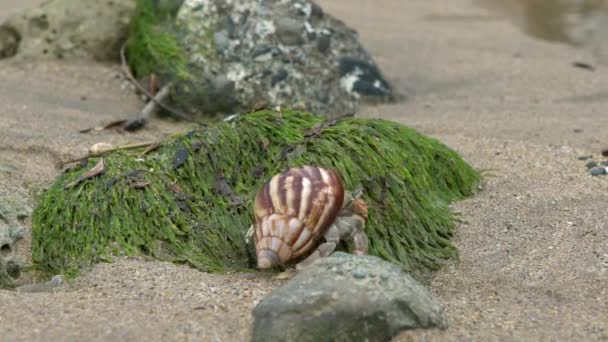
[16, 275, 66, 293]
[276, 17, 305, 45]
[339, 56, 392, 97]
[316, 32, 331, 53]
[0, 27, 19, 59]
[252, 252, 447, 342]
[585, 160, 598, 169]
[0, 0, 136, 61]
[590, 167, 607, 176]
[173, 0, 397, 118]
[0, 187, 31, 288]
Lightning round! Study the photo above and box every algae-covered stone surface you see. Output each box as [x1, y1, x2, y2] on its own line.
[31, 110, 479, 279]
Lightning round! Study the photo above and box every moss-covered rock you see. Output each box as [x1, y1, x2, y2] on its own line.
[31, 110, 479, 280]
[125, 0, 188, 80]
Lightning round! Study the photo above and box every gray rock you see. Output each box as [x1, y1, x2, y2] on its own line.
[0, 27, 19, 59]
[252, 252, 447, 342]
[590, 167, 607, 176]
[276, 17, 304, 45]
[213, 30, 230, 53]
[586, 160, 598, 169]
[316, 32, 331, 53]
[0, 188, 31, 288]
[173, 0, 397, 118]
[0, 0, 136, 61]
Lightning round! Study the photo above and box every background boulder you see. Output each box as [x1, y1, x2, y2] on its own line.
[161, 0, 398, 118]
[0, 0, 136, 61]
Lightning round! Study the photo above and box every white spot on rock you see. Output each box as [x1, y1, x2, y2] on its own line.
[255, 20, 276, 38]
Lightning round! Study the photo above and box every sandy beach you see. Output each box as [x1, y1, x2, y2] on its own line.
[1, 0, 607, 341]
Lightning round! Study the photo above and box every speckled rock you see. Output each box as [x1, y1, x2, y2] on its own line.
[0, 186, 31, 288]
[252, 252, 447, 342]
[174, 0, 397, 118]
[0, 0, 136, 61]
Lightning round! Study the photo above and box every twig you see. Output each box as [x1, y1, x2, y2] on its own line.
[137, 142, 162, 158]
[129, 84, 171, 126]
[60, 141, 160, 167]
[119, 42, 198, 123]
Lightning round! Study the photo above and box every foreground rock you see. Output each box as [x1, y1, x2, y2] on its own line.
[0, 0, 135, 61]
[252, 252, 447, 342]
[173, 0, 397, 118]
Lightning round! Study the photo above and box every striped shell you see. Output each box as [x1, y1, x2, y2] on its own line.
[252, 165, 345, 268]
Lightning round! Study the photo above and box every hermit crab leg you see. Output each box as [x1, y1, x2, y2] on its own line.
[351, 230, 369, 255]
[295, 223, 340, 270]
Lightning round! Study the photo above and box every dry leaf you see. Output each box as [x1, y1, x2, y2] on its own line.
[64, 159, 106, 189]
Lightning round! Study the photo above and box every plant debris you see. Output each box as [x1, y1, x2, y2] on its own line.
[89, 143, 114, 155]
[64, 159, 106, 189]
[61, 141, 159, 167]
[79, 119, 129, 134]
[572, 61, 595, 71]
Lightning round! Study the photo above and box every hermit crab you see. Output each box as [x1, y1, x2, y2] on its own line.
[245, 165, 369, 270]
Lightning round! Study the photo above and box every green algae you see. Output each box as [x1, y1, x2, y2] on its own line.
[31, 110, 479, 279]
[125, 0, 188, 79]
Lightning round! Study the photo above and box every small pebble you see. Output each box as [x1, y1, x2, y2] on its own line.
[589, 167, 607, 176]
[352, 270, 366, 279]
[585, 161, 598, 169]
[578, 155, 592, 161]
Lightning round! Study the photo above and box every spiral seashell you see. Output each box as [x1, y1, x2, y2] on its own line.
[252, 165, 345, 268]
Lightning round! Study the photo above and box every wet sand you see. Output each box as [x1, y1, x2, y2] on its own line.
[1, 0, 607, 341]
